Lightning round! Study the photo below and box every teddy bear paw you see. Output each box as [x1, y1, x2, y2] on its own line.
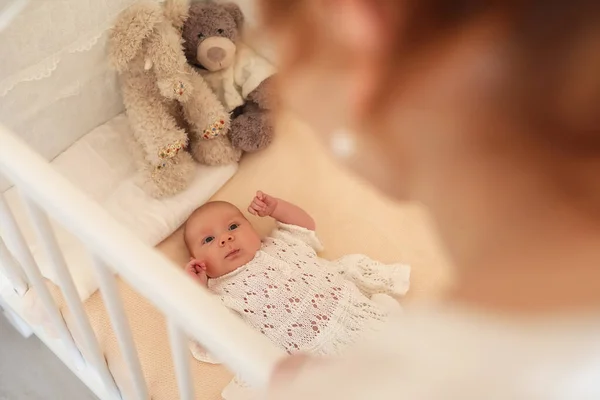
[201, 117, 228, 140]
[191, 135, 241, 166]
[229, 113, 274, 152]
[157, 77, 192, 102]
[144, 151, 196, 198]
[157, 139, 186, 159]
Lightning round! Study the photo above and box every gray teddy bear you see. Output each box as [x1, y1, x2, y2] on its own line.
[182, 1, 277, 153]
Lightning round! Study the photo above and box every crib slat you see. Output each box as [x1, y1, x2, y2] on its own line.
[21, 196, 121, 398]
[0, 194, 29, 293]
[91, 255, 149, 400]
[0, 235, 28, 294]
[167, 319, 195, 400]
[0, 194, 83, 364]
[0, 127, 286, 388]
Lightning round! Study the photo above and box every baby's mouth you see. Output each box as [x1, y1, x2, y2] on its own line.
[225, 249, 240, 259]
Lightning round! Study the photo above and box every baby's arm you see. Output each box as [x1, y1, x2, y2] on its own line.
[248, 191, 316, 231]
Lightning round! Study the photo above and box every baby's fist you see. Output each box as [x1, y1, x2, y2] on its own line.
[185, 258, 208, 287]
[248, 191, 278, 217]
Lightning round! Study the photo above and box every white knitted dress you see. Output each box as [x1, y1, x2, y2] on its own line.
[192, 223, 411, 399]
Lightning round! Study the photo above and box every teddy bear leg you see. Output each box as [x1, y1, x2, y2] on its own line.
[190, 134, 242, 166]
[121, 123, 195, 198]
[229, 107, 274, 152]
[122, 79, 198, 197]
[132, 127, 197, 198]
[143, 150, 197, 198]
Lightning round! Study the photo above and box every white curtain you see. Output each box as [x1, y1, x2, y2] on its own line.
[0, 0, 142, 192]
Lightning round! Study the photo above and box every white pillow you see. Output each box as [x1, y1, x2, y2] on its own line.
[2, 114, 237, 300]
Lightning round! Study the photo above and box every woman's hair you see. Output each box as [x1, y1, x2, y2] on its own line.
[259, 0, 600, 153]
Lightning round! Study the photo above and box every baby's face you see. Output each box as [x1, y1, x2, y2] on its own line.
[186, 203, 261, 278]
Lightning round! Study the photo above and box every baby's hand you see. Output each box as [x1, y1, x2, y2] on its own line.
[185, 258, 208, 287]
[248, 191, 278, 217]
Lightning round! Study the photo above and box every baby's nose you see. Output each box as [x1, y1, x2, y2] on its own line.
[220, 234, 234, 246]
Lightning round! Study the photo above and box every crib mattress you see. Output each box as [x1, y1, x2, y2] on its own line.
[28, 113, 452, 399]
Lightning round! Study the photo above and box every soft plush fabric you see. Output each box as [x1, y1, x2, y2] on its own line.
[199, 43, 276, 112]
[182, 1, 277, 154]
[108, 0, 240, 198]
[3, 114, 237, 300]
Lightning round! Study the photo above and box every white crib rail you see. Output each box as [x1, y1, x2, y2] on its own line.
[167, 318, 195, 400]
[0, 123, 286, 399]
[22, 196, 121, 398]
[0, 233, 27, 294]
[91, 256, 149, 400]
[0, 196, 30, 294]
[0, 193, 83, 362]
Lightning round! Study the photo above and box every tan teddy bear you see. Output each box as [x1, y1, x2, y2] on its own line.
[109, 0, 241, 198]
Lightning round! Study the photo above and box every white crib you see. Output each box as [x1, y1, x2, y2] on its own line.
[0, 0, 285, 399]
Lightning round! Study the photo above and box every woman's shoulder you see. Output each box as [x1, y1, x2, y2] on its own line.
[362, 308, 600, 397]
[273, 307, 600, 399]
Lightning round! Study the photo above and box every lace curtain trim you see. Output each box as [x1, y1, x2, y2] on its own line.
[0, 31, 106, 97]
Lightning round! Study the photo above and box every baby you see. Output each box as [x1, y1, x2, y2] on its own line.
[184, 192, 410, 398]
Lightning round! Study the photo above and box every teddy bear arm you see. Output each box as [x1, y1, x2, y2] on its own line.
[146, 21, 193, 101]
[122, 86, 189, 164]
[179, 68, 231, 141]
[146, 21, 188, 76]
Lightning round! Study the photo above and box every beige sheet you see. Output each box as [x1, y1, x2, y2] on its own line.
[56, 113, 451, 399]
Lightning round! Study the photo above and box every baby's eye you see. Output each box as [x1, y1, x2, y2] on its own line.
[202, 236, 215, 245]
[228, 223, 239, 231]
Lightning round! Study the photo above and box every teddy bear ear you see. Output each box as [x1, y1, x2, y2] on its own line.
[109, 1, 163, 72]
[163, 0, 190, 30]
[221, 2, 244, 30]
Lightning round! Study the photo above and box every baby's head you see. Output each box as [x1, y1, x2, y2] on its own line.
[184, 201, 261, 278]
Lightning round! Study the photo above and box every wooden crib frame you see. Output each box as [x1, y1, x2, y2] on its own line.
[0, 124, 285, 399]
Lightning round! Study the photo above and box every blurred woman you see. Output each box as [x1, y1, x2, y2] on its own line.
[259, 1, 600, 398]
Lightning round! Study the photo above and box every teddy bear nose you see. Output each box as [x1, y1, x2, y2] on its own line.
[207, 47, 226, 63]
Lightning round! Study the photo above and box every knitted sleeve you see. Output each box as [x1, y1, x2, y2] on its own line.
[270, 222, 324, 253]
[327, 254, 411, 298]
